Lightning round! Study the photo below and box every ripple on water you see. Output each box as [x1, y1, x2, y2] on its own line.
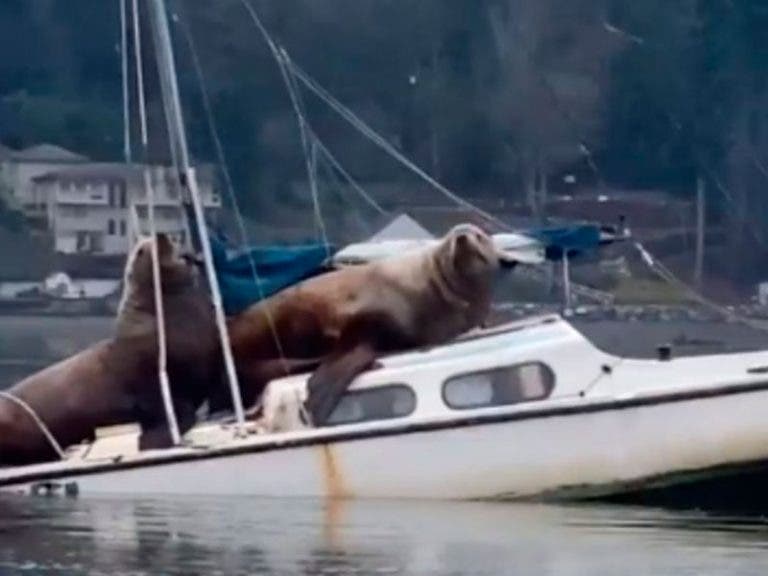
[1, 496, 768, 575]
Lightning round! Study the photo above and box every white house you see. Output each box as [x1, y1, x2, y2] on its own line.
[0, 143, 89, 220]
[32, 163, 221, 255]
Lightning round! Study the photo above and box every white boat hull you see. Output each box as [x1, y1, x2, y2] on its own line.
[4, 380, 768, 500]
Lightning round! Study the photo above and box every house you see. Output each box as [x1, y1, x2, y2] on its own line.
[32, 163, 221, 255]
[0, 144, 89, 221]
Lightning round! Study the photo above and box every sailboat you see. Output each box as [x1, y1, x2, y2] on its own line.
[3, 0, 768, 502]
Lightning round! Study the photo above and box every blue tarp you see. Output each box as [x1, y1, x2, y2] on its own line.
[526, 224, 603, 261]
[210, 234, 332, 315]
[210, 223, 613, 315]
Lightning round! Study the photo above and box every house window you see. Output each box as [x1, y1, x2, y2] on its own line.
[120, 220, 127, 237]
[442, 363, 555, 410]
[325, 385, 416, 426]
[107, 219, 116, 235]
[64, 205, 88, 218]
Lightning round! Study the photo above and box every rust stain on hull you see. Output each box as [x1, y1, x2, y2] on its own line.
[319, 443, 350, 548]
[320, 443, 350, 499]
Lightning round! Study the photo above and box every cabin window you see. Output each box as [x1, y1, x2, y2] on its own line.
[325, 385, 416, 426]
[442, 363, 555, 410]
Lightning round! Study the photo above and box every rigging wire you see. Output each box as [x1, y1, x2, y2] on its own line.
[175, 3, 292, 378]
[120, 0, 132, 163]
[285, 56, 511, 233]
[237, 0, 613, 303]
[0, 391, 65, 460]
[132, 0, 181, 445]
[238, 1, 334, 253]
[237, 0, 508, 233]
[275, 46, 331, 256]
[591, 16, 768, 333]
[147, 0, 247, 432]
[310, 131, 388, 216]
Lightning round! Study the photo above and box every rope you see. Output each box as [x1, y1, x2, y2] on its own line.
[237, 0, 505, 231]
[311, 132, 388, 215]
[274, 47, 332, 257]
[148, 0, 248, 432]
[0, 391, 65, 460]
[120, 0, 131, 163]
[237, 0, 385, 217]
[633, 241, 768, 333]
[133, 0, 181, 445]
[285, 56, 510, 233]
[238, 0, 611, 303]
[176, 5, 292, 379]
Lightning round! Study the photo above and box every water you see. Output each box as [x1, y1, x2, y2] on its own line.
[1, 497, 768, 575]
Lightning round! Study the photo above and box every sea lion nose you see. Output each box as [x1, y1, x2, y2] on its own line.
[497, 251, 518, 269]
[181, 253, 203, 267]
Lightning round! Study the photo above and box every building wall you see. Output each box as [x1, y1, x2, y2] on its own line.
[39, 167, 220, 256]
[1, 161, 80, 211]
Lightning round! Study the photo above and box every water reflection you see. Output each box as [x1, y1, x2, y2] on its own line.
[1, 496, 768, 575]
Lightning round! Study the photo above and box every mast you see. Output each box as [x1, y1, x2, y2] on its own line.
[146, 0, 247, 431]
[132, 0, 181, 445]
[120, 0, 131, 163]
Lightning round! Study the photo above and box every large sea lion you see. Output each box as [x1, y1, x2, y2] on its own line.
[0, 234, 223, 466]
[228, 223, 516, 426]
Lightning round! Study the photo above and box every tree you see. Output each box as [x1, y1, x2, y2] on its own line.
[486, 0, 621, 219]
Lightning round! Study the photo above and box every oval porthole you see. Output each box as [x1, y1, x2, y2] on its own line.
[443, 363, 555, 410]
[325, 384, 417, 426]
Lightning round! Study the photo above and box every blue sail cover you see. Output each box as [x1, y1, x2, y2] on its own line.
[526, 224, 603, 261]
[210, 234, 332, 315]
[210, 223, 612, 315]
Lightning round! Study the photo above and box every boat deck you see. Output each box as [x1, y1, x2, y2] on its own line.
[572, 318, 768, 359]
[488, 306, 768, 359]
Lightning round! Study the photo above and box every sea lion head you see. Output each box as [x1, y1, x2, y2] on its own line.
[127, 233, 194, 287]
[118, 233, 198, 316]
[440, 223, 516, 276]
[430, 223, 516, 305]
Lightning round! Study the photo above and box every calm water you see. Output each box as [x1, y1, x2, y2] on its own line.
[1, 497, 768, 575]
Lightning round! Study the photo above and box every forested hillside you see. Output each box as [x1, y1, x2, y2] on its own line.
[2, 0, 768, 284]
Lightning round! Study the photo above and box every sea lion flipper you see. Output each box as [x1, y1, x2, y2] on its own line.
[304, 342, 378, 426]
[138, 401, 197, 450]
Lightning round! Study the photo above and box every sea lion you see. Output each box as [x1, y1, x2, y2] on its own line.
[112, 233, 224, 447]
[228, 223, 516, 426]
[0, 234, 223, 466]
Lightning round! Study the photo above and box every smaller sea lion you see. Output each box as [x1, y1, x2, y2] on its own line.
[0, 234, 223, 466]
[229, 223, 516, 426]
[112, 233, 224, 448]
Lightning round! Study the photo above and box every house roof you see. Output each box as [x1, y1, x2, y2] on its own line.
[367, 213, 434, 242]
[405, 206, 543, 236]
[32, 163, 217, 184]
[11, 143, 89, 163]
